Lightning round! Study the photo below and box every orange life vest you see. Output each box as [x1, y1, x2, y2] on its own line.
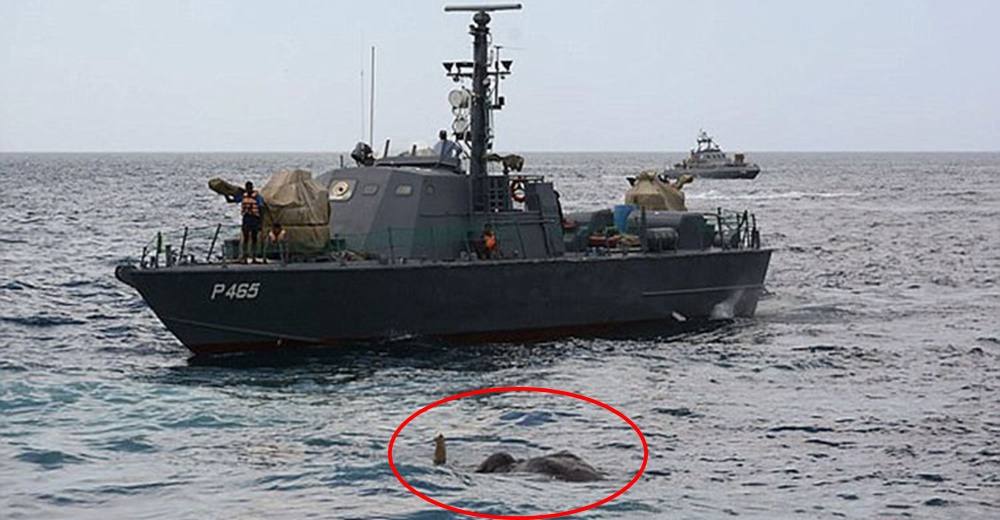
[484, 231, 497, 250]
[241, 192, 261, 217]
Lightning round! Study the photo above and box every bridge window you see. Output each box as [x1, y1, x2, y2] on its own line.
[362, 183, 379, 196]
[395, 184, 413, 196]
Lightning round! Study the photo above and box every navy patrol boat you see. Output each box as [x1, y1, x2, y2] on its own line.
[115, 4, 771, 356]
[666, 131, 761, 180]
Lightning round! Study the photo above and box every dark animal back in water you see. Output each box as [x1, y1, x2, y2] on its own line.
[475, 451, 603, 482]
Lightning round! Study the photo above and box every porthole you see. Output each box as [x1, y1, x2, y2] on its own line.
[329, 179, 357, 201]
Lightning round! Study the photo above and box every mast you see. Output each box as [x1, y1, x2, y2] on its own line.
[445, 3, 521, 212]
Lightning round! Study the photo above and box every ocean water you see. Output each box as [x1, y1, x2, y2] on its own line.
[1, 152, 998, 519]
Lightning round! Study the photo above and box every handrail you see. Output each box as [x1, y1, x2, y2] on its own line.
[137, 221, 496, 268]
[134, 208, 761, 269]
[206, 224, 221, 262]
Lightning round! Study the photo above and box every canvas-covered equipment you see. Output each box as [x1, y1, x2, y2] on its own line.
[260, 169, 331, 252]
[624, 171, 691, 211]
[208, 177, 245, 198]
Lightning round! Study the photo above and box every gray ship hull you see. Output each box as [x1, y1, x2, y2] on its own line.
[116, 249, 770, 356]
[668, 164, 761, 180]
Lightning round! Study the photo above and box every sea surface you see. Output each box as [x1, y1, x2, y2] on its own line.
[1, 152, 998, 519]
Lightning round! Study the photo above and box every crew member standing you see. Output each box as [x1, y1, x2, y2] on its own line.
[433, 129, 461, 159]
[481, 223, 498, 259]
[227, 181, 265, 263]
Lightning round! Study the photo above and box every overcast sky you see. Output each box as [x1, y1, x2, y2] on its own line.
[2, 0, 998, 152]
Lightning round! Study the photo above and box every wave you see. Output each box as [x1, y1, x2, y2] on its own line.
[690, 190, 862, 201]
[1, 314, 87, 327]
[96, 437, 158, 454]
[1, 280, 38, 291]
[91, 480, 182, 496]
[15, 448, 89, 469]
[499, 410, 557, 427]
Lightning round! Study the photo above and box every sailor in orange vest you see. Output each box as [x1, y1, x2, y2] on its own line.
[226, 181, 265, 263]
[481, 223, 498, 259]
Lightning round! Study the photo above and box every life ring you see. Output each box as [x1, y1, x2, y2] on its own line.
[510, 180, 526, 203]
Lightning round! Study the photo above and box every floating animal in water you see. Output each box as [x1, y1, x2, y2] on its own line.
[434, 433, 447, 466]
[433, 434, 603, 482]
[476, 451, 604, 482]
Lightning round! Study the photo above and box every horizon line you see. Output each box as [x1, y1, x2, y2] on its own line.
[2, 149, 999, 154]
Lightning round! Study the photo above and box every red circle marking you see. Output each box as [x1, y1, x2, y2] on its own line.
[388, 386, 649, 519]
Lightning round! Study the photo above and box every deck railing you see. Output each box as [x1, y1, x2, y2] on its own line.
[137, 222, 490, 268]
[707, 209, 761, 250]
[137, 209, 761, 269]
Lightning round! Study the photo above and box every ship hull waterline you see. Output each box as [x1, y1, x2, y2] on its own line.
[116, 249, 771, 356]
[668, 165, 761, 180]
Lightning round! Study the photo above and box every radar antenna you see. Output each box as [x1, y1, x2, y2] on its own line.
[443, 3, 521, 212]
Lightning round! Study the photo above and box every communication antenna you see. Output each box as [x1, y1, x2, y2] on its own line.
[369, 46, 376, 147]
[359, 64, 365, 141]
[443, 3, 521, 212]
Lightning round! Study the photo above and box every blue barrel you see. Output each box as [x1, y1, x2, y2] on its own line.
[613, 204, 634, 232]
